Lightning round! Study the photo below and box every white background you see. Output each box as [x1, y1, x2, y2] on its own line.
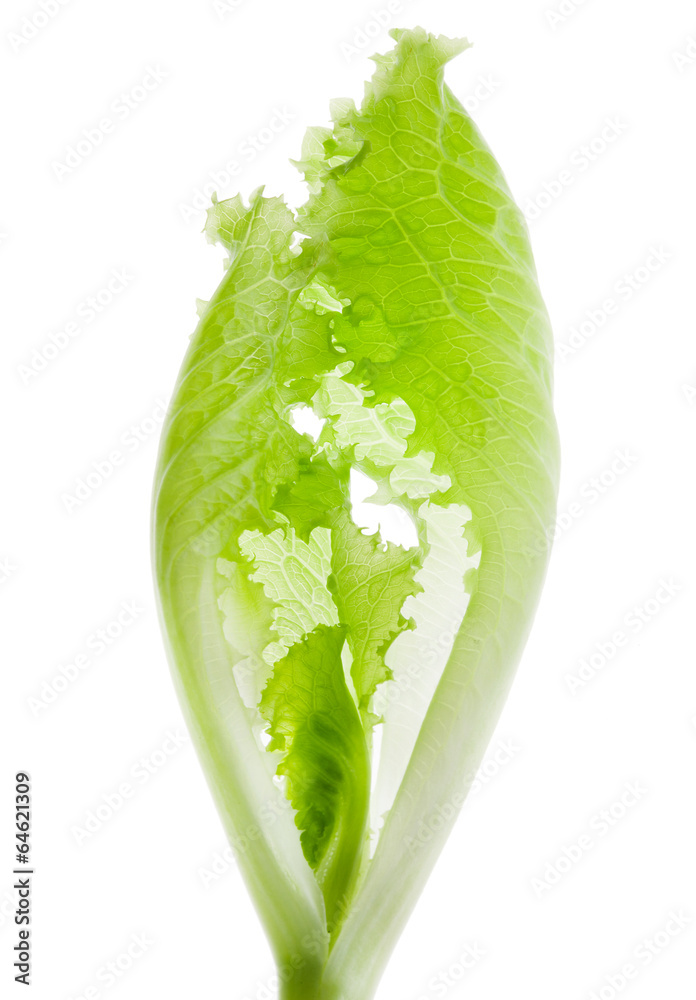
[2, 1, 695, 998]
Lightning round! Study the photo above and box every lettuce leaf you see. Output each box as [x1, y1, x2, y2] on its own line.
[153, 26, 559, 1000]
[259, 623, 369, 931]
[327, 507, 422, 716]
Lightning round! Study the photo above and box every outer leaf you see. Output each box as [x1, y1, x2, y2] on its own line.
[153, 192, 336, 976]
[292, 30, 560, 997]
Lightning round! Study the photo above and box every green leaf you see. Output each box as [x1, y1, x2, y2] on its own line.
[328, 509, 423, 714]
[313, 372, 450, 499]
[238, 526, 339, 655]
[272, 454, 350, 543]
[259, 625, 369, 931]
[153, 189, 337, 968]
[306, 30, 559, 996]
